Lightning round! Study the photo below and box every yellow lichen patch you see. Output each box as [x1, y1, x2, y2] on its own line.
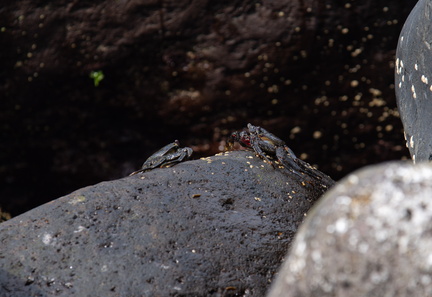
[69, 195, 86, 205]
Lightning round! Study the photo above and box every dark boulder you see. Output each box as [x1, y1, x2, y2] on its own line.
[395, 0, 432, 163]
[0, 151, 333, 296]
[267, 161, 432, 297]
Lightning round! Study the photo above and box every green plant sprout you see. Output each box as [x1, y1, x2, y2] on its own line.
[90, 70, 104, 87]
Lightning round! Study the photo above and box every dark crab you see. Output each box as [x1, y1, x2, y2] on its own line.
[227, 123, 330, 181]
[130, 140, 193, 175]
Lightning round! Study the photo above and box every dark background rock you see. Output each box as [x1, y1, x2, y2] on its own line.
[0, 0, 416, 216]
[267, 161, 432, 297]
[0, 151, 333, 296]
[395, 0, 432, 163]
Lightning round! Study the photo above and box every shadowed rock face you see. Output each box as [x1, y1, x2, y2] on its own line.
[0, 151, 333, 296]
[267, 161, 432, 297]
[395, 0, 432, 163]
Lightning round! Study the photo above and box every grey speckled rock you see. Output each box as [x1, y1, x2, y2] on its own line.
[267, 161, 432, 297]
[0, 151, 333, 297]
[395, 0, 432, 163]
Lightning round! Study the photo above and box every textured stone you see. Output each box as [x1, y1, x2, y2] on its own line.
[395, 0, 432, 163]
[0, 151, 333, 296]
[268, 161, 432, 297]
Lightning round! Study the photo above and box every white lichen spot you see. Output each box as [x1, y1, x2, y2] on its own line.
[426, 254, 432, 267]
[400, 60, 404, 68]
[413, 154, 416, 164]
[401, 35, 404, 42]
[74, 226, 86, 233]
[398, 82, 402, 88]
[398, 235, 409, 253]
[430, 85, 432, 92]
[254, 197, 262, 201]
[337, 195, 352, 206]
[348, 174, 359, 185]
[410, 135, 414, 148]
[402, 75, 405, 82]
[411, 85, 417, 99]
[42, 232, 53, 245]
[396, 58, 401, 74]
[421, 75, 429, 84]
[374, 229, 389, 242]
[415, 63, 419, 70]
[334, 218, 349, 233]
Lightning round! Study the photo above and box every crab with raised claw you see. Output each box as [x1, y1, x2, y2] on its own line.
[130, 140, 193, 175]
[227, 123, 329, 181]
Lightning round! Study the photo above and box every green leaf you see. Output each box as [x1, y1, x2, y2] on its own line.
[90, 70, 105, 87]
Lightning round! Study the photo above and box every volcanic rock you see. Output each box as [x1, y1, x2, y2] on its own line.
[268, 161, 432, 297]
[395, 0, 432, 163]
[0, 151, 333, 296]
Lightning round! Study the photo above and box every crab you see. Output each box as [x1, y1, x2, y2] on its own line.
[227, 123, 301, 171]
[227, 123, 328, 180]
[129, 140, 193, 175]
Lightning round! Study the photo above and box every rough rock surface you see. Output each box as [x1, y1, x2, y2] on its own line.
[267, 161, 432, 297]
[1, 0, 416, 216]
[395, 0, 432, 163]
[0, 151, 333, 297]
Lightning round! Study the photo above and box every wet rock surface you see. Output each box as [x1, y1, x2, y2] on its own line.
[395, 0, 432, 163]
[0, 151, 333, 297]
[1, 0, 416, 216]
[268, 161, 432, 297]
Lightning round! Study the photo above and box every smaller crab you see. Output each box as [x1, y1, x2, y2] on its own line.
[130, 140, 193, 175]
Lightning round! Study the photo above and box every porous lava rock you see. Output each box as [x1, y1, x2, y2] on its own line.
[267, 161, 432, 297]
[395, 0, 432, 163]
[0, 151, 333, 297]
[0, 0, 417, 217]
